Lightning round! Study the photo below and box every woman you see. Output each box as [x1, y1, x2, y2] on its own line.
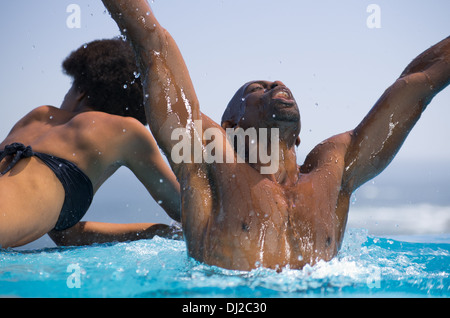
[0, 38, 180, 248]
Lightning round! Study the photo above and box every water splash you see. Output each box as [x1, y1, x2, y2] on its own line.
[1, 229, 448, 297]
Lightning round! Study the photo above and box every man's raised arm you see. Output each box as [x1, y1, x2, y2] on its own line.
[102, 0, 202, 162]
[342, 36, 450, 192]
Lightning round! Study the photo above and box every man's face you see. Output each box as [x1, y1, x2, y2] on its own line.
[238, 81, 300, 131]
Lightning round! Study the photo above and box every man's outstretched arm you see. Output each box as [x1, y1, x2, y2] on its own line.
[102, 0, 202, 164]
[343, 36, 450, 192]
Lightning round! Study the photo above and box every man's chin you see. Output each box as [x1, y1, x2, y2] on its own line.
[271, 108, 300, 123]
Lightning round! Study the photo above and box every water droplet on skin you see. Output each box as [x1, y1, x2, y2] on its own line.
[49, 116, 53, 120]
[123, 129, 127, 133]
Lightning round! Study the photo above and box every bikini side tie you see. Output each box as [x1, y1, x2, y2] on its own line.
[0, 143, 35, 175]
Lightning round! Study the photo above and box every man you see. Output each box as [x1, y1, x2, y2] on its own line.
[102, 0, 449, 271]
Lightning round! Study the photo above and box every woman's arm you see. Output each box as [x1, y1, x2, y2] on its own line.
[48, 221, 181, 246]
[123, 120, 181, 222]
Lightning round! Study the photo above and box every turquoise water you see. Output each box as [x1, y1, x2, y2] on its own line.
[1, 229, 449, 298]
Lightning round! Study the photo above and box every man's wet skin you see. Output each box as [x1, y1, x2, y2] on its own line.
[103, 0, 450, 271]
[177, 79, 353, 271]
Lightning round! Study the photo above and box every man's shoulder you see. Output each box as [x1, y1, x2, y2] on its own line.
[301, 131, 353, 173]
[309, 131, 352, 157]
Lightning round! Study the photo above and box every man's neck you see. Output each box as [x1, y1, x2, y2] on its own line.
[250, 141, 299, 185]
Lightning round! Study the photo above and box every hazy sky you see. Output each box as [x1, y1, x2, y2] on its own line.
[1, 0, 449, 166]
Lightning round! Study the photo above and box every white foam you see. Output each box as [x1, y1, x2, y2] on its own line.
[348, 204, 450, 235]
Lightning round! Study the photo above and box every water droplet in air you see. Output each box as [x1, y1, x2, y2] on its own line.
[159, 179, 163, 183]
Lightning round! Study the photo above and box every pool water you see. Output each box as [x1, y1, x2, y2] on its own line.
[1, 228, 449, 298]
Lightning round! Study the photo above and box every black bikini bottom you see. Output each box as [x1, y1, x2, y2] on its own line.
[0, 143, 93, 231]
